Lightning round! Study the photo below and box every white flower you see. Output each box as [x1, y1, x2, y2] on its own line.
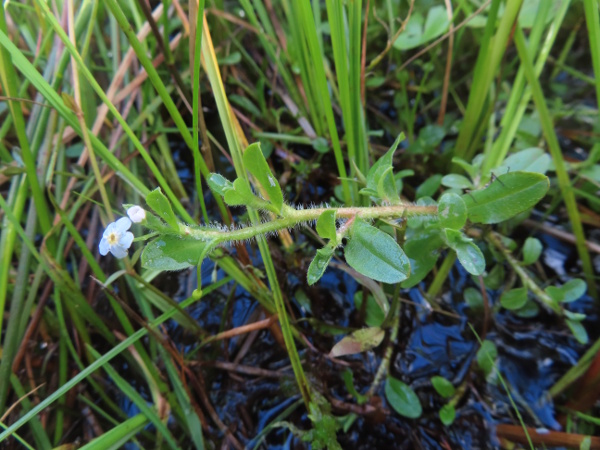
[127, 205, 146, 223]
[99, 217, 134, 259]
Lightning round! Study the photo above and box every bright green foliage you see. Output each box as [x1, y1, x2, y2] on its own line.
[431, 376, 455, 399]
[146, 188, 179, 229]
[304, 402, 342, 450]
[207, 173, 234, 196]
[402, 228, 444, 288]
[393, 6, 450, 50]
[345, 219, 410, 283]
[545, 279, 587, 303]
[462, 172, 549, 224]
[142, 236, 214, 271]
[444, 229, 486, 276]
[316, 210, 337, 240]
[442, 174, 474, 190]
[243, 142, 284, 213]
[500, 287, 529, 310]
[438, 193, 467, 230]
[439, 404, 456, 426]
[360, 134, 403, 203]
[522, 237, 543, 265]
[354, 293, 385, 327]
[385, 376, 422, 419]
[329, 327, 385, 357]
[476, 340, 498, 377]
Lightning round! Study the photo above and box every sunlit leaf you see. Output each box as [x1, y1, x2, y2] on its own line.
[207, 173, 234, 196]
[462, 171, 549, 224]
[345, 219, 410, 283]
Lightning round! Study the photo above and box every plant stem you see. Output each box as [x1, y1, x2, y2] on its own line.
[183, 204, 438, 244]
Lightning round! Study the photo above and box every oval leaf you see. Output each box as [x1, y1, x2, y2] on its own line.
[307, 246, 334, 285]
[431, 376, 455, 399]
[439, 404, 456, 426]
[462, 172, 549, 224]
[330, 327, 385, 357]
[385, 376, 422, 419]
[438, 193, 467, 230]
[522, 237, 543, 265]
[445, 229, 486, 276]
[207, 173, 234, 196]
[243, 143, 283, 213]
[344, 219, 410, 283]
[141, 236, 213, 271]
[500, 287, 529, 310]
[546, 279, 587, 303]
[476, 340, 498, 377]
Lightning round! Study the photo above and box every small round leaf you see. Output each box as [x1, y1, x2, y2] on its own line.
[385, 377, 422, 419]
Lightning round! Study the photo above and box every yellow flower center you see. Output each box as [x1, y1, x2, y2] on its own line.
[107, 232, 119, 245]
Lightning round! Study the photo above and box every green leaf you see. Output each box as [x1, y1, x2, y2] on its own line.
[462, 172, 549, 224]
[223, 178, 270, 210]
[345, 219, 411, 283]
[141, 236, 214, 271]
[500, 287, 529, 310]
[393, 7, 449, 50]
[360, 134, 403, 202]
[476, 340, 497, 377]
[146, 188, 178, 229]
[207, 173, 234, 196]
[522, 237, 543, 265]
[316, 210, 337, 241]
[431, 376, 455, 399]
[464, 287, 484, 312]
[354, 292, 385, 327]
[401, 228, 443, 288]
[514, 300, 540, 318]
[452, 157, 478, 179]
[439, 404, 456, 426]
[441, 174, 473, 190]
[416, 174, 442, 199]
[484, 264, 505, 290]
[243, 142, 283, 213]
[342, 369, 368, 404]
[545, 279, 587, 303]
[444, 229, 486, 276]
[438, 193, 467, 230]
[307, 246, 334, 285]
[385, 377, 422, 419]
[311, 137, 329, 153]
[566, 319, 589, 345]
[495, 147, 551, 175]
[330, 327, 385, 357]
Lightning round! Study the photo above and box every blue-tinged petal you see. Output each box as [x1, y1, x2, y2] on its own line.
[115, 217, 132, 233]
[110, 245, 128, 259]
[99, 238, 110, 255]
[120, 231, 134, 249]
[102, 222, 117, 238]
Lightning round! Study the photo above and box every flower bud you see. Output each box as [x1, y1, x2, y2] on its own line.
[127, 205, 146, 223]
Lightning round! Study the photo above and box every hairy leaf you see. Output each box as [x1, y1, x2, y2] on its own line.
[307, 246, 334, 285]
[316, 210, 337, 241]
[207, 173, 234, 196]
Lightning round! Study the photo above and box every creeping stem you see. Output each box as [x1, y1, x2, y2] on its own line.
[185, 204, 438, 244]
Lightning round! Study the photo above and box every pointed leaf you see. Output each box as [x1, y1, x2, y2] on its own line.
[146, 188, 178, 229]
[385, 377, 422, 419]
[243, 142, 283, 213]
[345, 219, 410, 283]
[141, 236, 213, 271]
[330, 327, 385, 357]
[462, 172, 549, 224]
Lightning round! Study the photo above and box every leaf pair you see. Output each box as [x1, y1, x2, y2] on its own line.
[208, 143, 284, 215]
